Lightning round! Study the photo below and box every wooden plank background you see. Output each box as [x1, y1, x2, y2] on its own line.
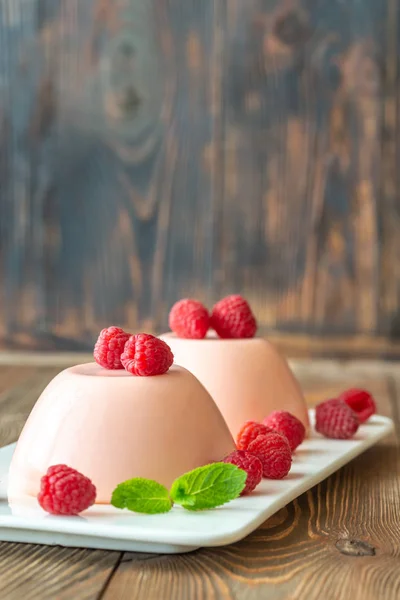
[0, 0, 399, 351]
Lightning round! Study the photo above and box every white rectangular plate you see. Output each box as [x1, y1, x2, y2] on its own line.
[0, 411, 394, 554]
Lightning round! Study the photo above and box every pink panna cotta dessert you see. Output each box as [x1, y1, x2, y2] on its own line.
[159, 333, 309, 438]
[8, 363, 236, 504]
[162, 295, 309, 439]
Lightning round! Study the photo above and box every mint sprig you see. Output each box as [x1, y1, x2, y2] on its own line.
[170, 462, 246, 511]
[111, 463, 246, 515]
[111, 478, 173, 514]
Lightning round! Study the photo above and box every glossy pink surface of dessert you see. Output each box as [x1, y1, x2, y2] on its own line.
[160, 333, 309, 438]
[8, 363, 235, 504]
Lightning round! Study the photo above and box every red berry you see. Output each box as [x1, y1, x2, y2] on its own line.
[121, 333, 174, 376]
[169, 299, 209, 339]
[339, 389, 376, 423]
[210, 295, 257, 339]
[263, 411, 306, 452]
[248, 433, 292, 479]
[236, 421, 274, 451]
[38, 465, 96, 515]
[94, 326, 130, 369]
[223, 450, 263, 495]
[315, 399, 359, 439]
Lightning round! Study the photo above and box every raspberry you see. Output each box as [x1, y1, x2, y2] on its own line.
[210, 295, 257, 339]
[169, 299, 209, 339]
[339, 389, 376, 423]
[263, 411, 306, 452]
[121, 333, 174, 376]
[94, 326, 130, 369]
[315, 398, 359, 439]
[236, 421, 274, 451]
[247, 433, 292, 479]
[38, 465, 96, 515]
[223, 450, 263, 495]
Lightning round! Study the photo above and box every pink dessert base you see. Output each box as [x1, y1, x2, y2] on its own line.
[8, 364, 236, 504]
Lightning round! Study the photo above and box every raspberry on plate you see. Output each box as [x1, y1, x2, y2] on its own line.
[210, 295, 257, 339]
[169, 299, 209, 339]
[121, 333, 174, 376]
[247, 432, 292, 479]
[315, 398, 359, 439]
[339, 388, 376, 423]
[263, 411, 306, 452]
[94, 326, 130, 369]
[236, 421, 274, 451]
[38, 465, 96, 515]
[223, 450, 263, 495]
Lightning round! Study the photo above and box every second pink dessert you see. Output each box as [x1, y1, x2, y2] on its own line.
[159, 333, 309, 438]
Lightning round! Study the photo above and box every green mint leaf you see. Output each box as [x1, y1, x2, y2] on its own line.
[170, 462, 246, 511]
[111, 478, 173, 514]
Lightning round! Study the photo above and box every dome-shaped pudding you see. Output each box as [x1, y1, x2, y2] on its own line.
[159, 334, 309, 438]
[8, 363, 236, 504]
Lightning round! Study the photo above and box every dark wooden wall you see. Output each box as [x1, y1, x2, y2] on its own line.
[0, 0, 399, 351]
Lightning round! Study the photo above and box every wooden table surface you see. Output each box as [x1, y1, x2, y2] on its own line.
[0, 356, 399, 600]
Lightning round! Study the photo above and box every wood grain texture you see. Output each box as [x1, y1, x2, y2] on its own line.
[0, 543, 120, 600]
[220, 0, 398, 336]
[0, 0, 399, 350]
[0, 0, 223, 349]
